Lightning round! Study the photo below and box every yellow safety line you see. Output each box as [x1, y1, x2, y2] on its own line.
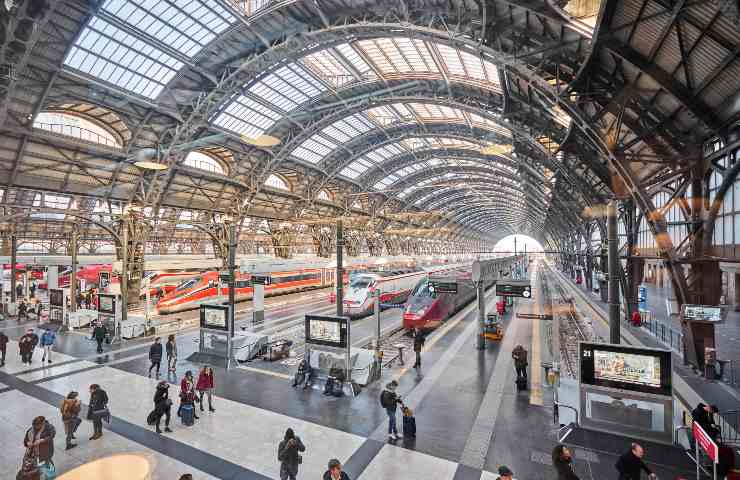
[530, 313, 544, 406]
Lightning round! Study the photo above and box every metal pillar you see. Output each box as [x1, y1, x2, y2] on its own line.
[69, 228, 78, 313]
[476, 283, 486, 350]
[336, 220, 344, 317]
[10, 234, 16, 303]
[607, 200, 620, 344]
[120, 222, 128, 331]
[227, 222, 237, 370]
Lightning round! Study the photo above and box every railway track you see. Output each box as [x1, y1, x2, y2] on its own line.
[541, 263, 595, 378]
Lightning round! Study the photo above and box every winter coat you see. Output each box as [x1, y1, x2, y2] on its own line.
[278, 436, 306, 475]
[615, 450, 652, 480]
[153, 387, 171, 414]
[0, 332, 8, 350]
[180, 377, 196, 403]
[413, 331, 425, 352]
[196, 370, 214, 391]
[24, 421, 55, 463]
[149, 343, 163, 362]
[553, 457, 580, 480]
[29, 333, 39, 348]
[40, 331, 55, 346]
[165, 340, 177, 358]
[19, 334, 34, 354]
[381, 389, 401, 412]
[92, 325, 107, 341]
[512, 346, 528, 369]
[87, 388, 109, 420]
[61, 399, 81, 434]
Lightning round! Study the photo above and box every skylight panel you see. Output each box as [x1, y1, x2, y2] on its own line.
[342, 113, 376, 134]
[335, 43, 374, 76]
[402, 138, 429, 150]
[213, 94, 282, 137]
[390, 103, 414, 119]
[101, 0, 235, 58]
[356, 39, 395, 73]
[302, 49, 353, 88]
[394, 38, 434, 72]
[292, 136, 338, 164]
[469, 113, 512, 137]
[341, 158, 373, 179]
[435, 44, 466, 76]
[65, 17, 183, 99]
[321, 123, 353, 143]
[366, 106, 400, 126]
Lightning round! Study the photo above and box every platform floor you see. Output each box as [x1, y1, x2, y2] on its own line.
[0, 268, 696, 480]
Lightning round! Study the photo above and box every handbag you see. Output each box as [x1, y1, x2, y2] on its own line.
[92, 407, 111, 423]
[17, 448, 39, 480]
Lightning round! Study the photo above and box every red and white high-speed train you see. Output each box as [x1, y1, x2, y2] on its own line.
[140, 271, 201, 299]
[154, 255, 476, 314]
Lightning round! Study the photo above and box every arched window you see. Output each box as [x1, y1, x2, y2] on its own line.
[317, 190, 332, 202]
[34, 112, 121, 148]
[265, 174, 289, 191]
[183, 152, 226, 175]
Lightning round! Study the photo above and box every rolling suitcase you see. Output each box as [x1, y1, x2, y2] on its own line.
[323, 377, 335, 396]
[402, 407, 416, 437]
[516, 377, 527, 391]
[180, 404, 194, 426]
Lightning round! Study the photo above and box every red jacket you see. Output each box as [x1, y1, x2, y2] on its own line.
[180, 377, 196, 402]
[196, 371, 214, 391]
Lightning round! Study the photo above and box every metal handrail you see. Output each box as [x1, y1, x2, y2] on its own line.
[33, 122, 121, 148]
[554, 401, 579, 426]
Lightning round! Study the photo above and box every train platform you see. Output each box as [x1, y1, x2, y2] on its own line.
[0, 264, 697, 480]
[551, 266, 740, 435]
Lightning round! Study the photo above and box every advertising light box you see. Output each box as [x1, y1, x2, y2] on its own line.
[580, 342, 671, 397]
[305, 314, 348, 349]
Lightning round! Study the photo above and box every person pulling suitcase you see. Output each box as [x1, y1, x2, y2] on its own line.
[402, 405, 416, 438]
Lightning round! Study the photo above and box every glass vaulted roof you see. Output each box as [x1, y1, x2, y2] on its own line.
[290, 102, 511, 167]
[212, 37, 503, 138]
[64, 0, 236, 99]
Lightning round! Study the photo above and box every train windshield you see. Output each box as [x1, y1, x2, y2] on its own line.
[175, 277, 200, 292]
[411, 278, 437, 298]
[350, 276, 373, 289]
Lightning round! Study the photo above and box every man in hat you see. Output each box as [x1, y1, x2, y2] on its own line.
[380, 380, 403, 440]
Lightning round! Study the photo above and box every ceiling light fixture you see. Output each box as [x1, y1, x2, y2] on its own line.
[134, 160, 168, 171]
[242, 134, 281, 147]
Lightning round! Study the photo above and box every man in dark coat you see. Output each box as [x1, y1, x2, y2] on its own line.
[18, 329, 35, 364]
[615, 443, 656, 480]
[512, 344, 528, 379]
[0, 331, 8, 366]
[692, 403, 720, 441]
[412, 328, 425, 369]
[148, 337, 163, 377]
[153, 381, 172, 434]
[92, 323, 107, 354]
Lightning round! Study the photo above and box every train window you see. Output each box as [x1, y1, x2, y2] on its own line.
[350, 276, 372, 288]
[235, 280, 250, 288]
[176, 277, 200, 291]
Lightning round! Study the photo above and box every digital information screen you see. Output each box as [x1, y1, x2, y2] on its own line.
[683, 304, 723, 323]
[305, 315, 348, 348]
[580, 342, 671, 396]
[98, 294, 116, 315]
[49, 289, 64, 307]
[495, 281, 531, 298]
[200, 305, 229, 331]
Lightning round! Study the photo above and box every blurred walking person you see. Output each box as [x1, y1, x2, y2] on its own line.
[196, 365, 216, 413]
[87, 384, 109, 440]
[166, 334, 177, 373]
[0, 330, 8, 366]
[277, 428, 306, 480]
[148, 337, 163, 377]
[60, 391, 81, 450]
[40, 328, 56, 364]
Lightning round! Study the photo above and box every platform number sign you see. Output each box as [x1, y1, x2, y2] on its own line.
[496, 280, 532, 299]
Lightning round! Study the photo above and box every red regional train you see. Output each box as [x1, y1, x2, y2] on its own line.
[403, 268, 495, 331]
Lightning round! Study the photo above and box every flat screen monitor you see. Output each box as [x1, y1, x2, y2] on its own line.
[98, 294, 116, 315]
[49, 289, 64, 307]
[580, 343, 671, 396]
[200, 305, 229, 331]
[305, 315, 348, 348]
[682, 304, 723, 323]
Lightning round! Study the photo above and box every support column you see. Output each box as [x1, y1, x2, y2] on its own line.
[10, 233, 17, 303]
[477, 282, 486, 350]
[336, 220, 344, 317]
[607, 200, 620, 344]
[69, 228, 78, 313]
[121, 221, 128, 328]
[227, 221, 236, 369]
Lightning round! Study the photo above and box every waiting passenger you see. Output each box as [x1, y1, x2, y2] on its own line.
[18, 299, 27, 320]
[552, 444, 580, 480]
[18, 329, 35, 365]
[166, 334, 177, 373]
[615, 443, 656, 480]
[60, 391, 81, 450]
[23, 416, 56, 473]
[196, 365, 216, 413]
[412, 328, 425, 369]
[178, 370, 199, 421]
[512, 345, 528, 379]
[148, 337, 163, 377]
[631, 310, 642, 327]
[380, 380, 404, 440]
[87, 383, 109, 440]
[292, 359, 312, 389]
[0, 330, 7, 366]
[323, 459, 350, 480]
[153, 381, 173, 434]
[92, 322, 107, 354]
[40, 328, 55, 364]
[277, 428, 306, 480]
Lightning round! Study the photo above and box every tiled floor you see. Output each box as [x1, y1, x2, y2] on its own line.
[0, 269, 699, 480]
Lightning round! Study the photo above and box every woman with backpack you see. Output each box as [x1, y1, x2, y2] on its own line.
[277, 428, 306, 480]
[60, 391, 81, 450]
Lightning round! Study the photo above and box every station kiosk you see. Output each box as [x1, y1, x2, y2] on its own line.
[48, 288, 68, 326]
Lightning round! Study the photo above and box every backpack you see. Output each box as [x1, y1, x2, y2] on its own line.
[380, 390, 393, 408]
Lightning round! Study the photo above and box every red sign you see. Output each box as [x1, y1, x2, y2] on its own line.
[692, 422, 718, 463]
